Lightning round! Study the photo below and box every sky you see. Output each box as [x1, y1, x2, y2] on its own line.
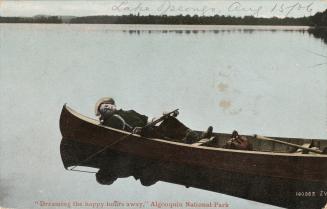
[0, 0, 327, 18]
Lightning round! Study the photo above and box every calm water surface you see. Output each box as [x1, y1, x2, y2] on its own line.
[0, 24, 326, 209]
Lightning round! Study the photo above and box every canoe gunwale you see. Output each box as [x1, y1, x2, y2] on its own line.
[61, 104, 327, 158]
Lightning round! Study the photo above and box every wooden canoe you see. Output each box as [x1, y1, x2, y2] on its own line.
[59, 104, 327, 183]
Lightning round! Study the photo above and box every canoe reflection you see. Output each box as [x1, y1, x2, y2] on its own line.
[60, 138, 326, 209]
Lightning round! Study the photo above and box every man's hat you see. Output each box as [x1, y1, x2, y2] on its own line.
[95, 97, 115, 116]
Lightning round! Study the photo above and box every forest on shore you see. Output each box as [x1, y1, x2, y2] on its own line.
[1, 9, 326, 43]
[0, 9, 326, 26]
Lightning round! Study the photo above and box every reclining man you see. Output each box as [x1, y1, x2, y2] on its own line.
[95, 97, 213, 144]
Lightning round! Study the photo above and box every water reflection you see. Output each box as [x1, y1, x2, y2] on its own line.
[123, 28, 309, 34]
[61, 139, 327, 209]
[308, 28, 327, 44]
[122, 28, 327, 44]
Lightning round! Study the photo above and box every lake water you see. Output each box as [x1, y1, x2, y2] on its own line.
[0, 24, 326, 209]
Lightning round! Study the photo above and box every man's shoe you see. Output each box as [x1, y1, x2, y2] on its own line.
[201, 126, 213, 139]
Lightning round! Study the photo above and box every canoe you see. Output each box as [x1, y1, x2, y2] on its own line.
[59, 104, 327, 183]
[60, 104, 327, 209]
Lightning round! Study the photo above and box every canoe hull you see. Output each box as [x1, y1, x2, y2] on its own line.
[59, 104, 327, 183]
[60, 138, 327, 209]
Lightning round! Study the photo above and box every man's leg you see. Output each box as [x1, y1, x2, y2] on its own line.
[152, 116, 213, 144]
[155, 116, 190, 140]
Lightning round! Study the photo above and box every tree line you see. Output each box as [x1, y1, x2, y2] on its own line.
[68, 14, 314, 25]
[310, 9, 327, 26]
[0, 9, 326, 26]
[0, 16, 62, 23]
[307, 9, 327, 43]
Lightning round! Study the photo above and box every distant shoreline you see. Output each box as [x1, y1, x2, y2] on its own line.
[1, 13, 325, 43]
[0, 23, 316, 30]
[1, 10, 326, 27]
[0, 14, 315, 26]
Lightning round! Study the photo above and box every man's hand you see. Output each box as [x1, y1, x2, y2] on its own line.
[132, 127, 142, 134]
[162, 110, 179, 120]
[149, 117, 157, 123]
[133, 126, 154, 137]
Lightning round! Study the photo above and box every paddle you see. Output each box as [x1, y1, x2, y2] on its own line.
[145, 109, 179, 128]
[254, 135, 323, 154]
[69, 109, 179, 172]
[133, 109, 179, 134]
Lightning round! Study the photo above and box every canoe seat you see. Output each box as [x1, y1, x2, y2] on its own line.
[192, 136, 216, 146]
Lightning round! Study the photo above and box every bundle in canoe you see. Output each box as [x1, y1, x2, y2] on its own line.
[59, 104, 327, 183]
